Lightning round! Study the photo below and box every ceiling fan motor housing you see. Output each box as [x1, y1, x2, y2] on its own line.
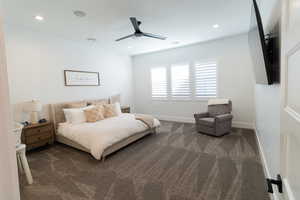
[115, 17, 166, 41]
[135, 32, 143, 37]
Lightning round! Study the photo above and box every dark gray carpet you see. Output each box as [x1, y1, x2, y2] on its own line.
[20, 121, 270, 200]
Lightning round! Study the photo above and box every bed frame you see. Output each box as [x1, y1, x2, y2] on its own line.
[50, 99, 157, 161]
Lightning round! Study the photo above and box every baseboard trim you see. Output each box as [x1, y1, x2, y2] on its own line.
[152, 114, 254, 129]
[232, 121, 254, 129]
[153, 115, 194, 123]
[283, 178, 295, 200]
[254, 128, 280, 200]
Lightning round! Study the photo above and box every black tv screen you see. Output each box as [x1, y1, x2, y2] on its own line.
[248, 0, 272, 84]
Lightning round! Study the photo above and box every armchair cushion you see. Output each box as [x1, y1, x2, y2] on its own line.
[194, 112, 209, 119]
[208, 101, 232, 117]
[196, 117, 215, 127]
[216, 114, 233, 122]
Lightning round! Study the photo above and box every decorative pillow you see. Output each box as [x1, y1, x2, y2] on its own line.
[84, 105, 105, 123]
[87, 99, 108, 106]
[63, 106, 93, 124]
[66, 101, 87, 108]
[103, 103, 120, 118]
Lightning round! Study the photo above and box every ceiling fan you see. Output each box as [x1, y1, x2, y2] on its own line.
[115, 17, 167, 42]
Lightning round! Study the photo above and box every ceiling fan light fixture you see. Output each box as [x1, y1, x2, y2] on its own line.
[132, 35, 138, 39]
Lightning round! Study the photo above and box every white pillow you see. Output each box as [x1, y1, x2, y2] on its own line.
[114, 102, 122, 116]
[63, 106, 94, 124]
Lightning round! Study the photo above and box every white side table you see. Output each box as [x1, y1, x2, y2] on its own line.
[16, 144, 33, 184]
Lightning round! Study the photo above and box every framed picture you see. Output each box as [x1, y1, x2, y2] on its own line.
[64, 70, 100, 86]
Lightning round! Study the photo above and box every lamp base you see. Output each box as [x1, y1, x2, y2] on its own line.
[30, 112, 39, 124]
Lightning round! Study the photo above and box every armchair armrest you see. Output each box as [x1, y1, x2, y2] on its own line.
[194, 112, 209, 119]
[215, 114, 233, 122]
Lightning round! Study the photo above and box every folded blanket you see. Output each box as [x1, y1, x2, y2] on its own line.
[208, 99, 229, 106]
[135, 114, 155, 129]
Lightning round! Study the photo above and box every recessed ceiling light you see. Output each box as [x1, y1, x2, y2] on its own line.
[213, 24, 220, 29]
[34, 15, 44, 21]
[87, 38, 96, 42]
[74, 10, 87, 18]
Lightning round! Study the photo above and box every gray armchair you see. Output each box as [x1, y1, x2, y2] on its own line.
[194, 100, 233, 137]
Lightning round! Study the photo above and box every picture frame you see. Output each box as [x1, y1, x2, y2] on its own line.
[64, 70, 100, 86]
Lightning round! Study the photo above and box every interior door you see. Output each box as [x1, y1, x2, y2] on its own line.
[280, 0, 300, 199]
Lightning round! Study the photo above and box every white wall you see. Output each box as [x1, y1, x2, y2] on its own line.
[4, 25, 133, 122]
[255, 0, 281, 179]
[255, 84, 280, 177]
[0, 14, 20, 200]
[132, 34, 255, 128]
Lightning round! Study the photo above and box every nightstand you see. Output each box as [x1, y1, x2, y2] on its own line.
[121, 106, 130, 113]
[21, 122, 54, 151]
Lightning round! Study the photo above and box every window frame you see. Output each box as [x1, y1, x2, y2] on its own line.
[150, 66, 168, 101]
[150, 61, 218, 101]
[193, 61, 218, 100]
[170, 63, 192, 100]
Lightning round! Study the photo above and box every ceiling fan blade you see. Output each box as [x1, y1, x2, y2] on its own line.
[115, 34, 135, 42]
[130, 17, 141, 32]
[143, 33, 167, 40]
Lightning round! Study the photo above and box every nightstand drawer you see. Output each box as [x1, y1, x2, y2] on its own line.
[27, 139, 51, 150]
[25, 125, 52, 136]
[21, 122, 54, 151]
[26, 132, 52, 144]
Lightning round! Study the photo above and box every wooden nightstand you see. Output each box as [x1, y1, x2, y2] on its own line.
[121, 106, 130, 113]
[21, 122, 54, 151]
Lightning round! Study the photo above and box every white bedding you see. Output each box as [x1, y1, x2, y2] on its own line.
[57, 113, 160, 160]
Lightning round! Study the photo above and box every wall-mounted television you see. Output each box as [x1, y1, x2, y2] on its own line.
[248, 0, 280, 85]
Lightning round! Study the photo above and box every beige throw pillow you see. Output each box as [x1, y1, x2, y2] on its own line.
[87, 99, 108, 106]
[84, 105, 105, 123]
[103, 104, 118, 118]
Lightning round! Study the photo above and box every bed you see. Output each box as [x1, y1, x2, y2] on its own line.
[51, 99, 160, 160]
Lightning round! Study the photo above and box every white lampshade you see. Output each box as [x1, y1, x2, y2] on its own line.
[23, 100, 42, 112]
[110, 94, 121, 104]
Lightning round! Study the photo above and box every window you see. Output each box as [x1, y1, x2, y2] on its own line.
[194, 63, 217, 98]
[151, 62, 217, 100]
[151, 67, 168, 99]
[171, 64, 191, 99]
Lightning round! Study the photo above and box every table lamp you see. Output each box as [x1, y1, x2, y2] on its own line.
[110, 94, 121, 104]
[23, 100, 42, 124]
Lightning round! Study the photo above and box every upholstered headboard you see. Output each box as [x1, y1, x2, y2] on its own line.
[50, 98, 109, 132]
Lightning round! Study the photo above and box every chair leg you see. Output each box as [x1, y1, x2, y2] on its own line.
[17, 155, 23, 174]
[152, 128, 157, 134]
[101, 156, 105, 162]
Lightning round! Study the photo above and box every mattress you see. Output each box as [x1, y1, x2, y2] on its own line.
[57, 113, 160, 160]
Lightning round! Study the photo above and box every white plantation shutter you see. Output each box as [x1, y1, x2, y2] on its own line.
[151, 67, 168, 99]
[171, 64, 191, 99]
[195, 63, 217, 98]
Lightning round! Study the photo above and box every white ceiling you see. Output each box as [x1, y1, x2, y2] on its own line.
[2, 0, 252, 55]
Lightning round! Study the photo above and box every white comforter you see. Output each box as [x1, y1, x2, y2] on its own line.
[57, 114, 160, 160]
